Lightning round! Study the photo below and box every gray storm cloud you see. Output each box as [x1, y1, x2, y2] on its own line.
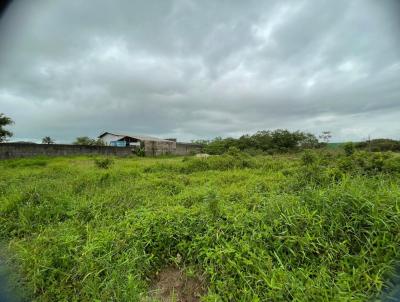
[0, 0, 399, 142]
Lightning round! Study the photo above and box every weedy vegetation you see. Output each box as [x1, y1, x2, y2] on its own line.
[94, 157, 114, 169]
[0, 151, 399, 301]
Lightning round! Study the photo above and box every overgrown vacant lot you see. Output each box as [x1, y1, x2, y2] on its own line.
[0, 152, 399, 301]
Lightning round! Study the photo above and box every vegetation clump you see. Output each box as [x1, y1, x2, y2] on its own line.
[356, 138, 400, 152]
[343, 141, 355, 156]
[94, 157, 113, 169]
[134, 147, 145, 157]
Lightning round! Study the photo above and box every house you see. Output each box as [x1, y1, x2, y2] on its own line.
[98, 132, 203, 156]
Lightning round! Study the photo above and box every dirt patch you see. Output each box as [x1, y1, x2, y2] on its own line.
[149, 267, 205, 302]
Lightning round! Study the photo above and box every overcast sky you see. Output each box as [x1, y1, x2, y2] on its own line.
[0, 0, 399, 143]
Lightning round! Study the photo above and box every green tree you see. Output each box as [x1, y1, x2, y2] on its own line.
[270, 129, 302, 151]
[319, 131, 332, 144]
[251, 131, 273, 151]
[0, 113, 14, 142]
[42, 136, 55, 144]
[299, 133, 320, 149]
[236, 134, 254, 150]
[73, 136, 105, 146]
[203, 137, 227, 154]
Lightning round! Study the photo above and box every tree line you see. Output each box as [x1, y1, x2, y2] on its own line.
[193, 129, 323, 155]
[40, 136, 105, 145]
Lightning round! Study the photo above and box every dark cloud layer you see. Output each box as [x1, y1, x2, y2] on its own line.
[0, 0, 399, 142]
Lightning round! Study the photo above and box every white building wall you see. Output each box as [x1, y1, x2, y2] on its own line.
[100, 133, 124, 145]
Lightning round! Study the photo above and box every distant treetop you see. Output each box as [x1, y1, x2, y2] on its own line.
[0, 113, 14, 142]
[42, 136, 55, 144]
[73, 136, 105, 146]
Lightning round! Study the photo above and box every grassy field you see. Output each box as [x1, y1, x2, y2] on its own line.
[0, 151, 399, 301]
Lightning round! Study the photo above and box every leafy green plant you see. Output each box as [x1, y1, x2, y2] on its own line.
[301, 150, 317, 166]
[226, 146, 241, 156]
[343, 142, 355, 156]
[134, 147, 145, 157]
[94, 158, 113, 169]
[204, 190, 221, 219]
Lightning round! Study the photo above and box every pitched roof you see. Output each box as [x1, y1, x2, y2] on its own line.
[98, 132, 173, 142]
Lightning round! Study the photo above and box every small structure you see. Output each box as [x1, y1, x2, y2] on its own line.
[98, 132, 175, 156]
[98, 132, 202, 156]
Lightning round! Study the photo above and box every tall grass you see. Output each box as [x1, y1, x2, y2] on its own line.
[0, 153, 399, 301]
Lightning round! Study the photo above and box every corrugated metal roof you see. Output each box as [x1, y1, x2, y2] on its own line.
[98, 132, 173, 143]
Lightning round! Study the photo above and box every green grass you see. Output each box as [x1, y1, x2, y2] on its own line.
[0, 153, 399, 301]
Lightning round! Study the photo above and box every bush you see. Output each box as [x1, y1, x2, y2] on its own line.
[178, 153, 257, 173]
[226, 146, 241, 156]
[295, 151, 346, 187]
[182, 158, 210, 172]
[301, 150, 318, 166]
[383, 156, 400, 173]
[94, 158, 113, 169]
[134, 147, 145, 157]
[338, 151, 399, 175]
[356, 139, 400, 152]
[242, 148, 265, 156]
[343, 142, 355, 156]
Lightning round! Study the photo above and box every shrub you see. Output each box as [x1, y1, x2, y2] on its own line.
[324, 166, 344, 182]
[301, 150, 317, 166]
[134, 147, 145, 157]
[181, 158, 210, 173]
[204, 190, 221, 219]
[226, 146, 241, 156]
[338, 151, 399, 175]
[242, 148, 265, 156]
[94, 158, 113, 169]
[343, 142, 355, 156]
[181, 156, 190, 162]
[382, 155, 400, 173]
[208, 154, 255, 170]
[356, 139, 400, 152]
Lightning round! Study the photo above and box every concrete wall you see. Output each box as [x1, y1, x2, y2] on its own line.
[0, 141, 203, 160]
[175, 142, 202, 155]
[0, 143, 133, 160]
[143, 140, 176, 156]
